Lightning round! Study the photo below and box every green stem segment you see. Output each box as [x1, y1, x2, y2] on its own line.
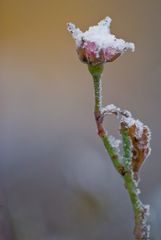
[88, 64, 125, 176]
[121, 127, 132, 169]
[88, 64, 150, 240]
[124, 173, 146, 240]
[88, 64, 103, 112]
[121, 128, 150, 240]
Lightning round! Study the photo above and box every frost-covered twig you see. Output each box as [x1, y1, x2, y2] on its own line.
[67, 16, 151, 240]
[88, 64, 126, 176]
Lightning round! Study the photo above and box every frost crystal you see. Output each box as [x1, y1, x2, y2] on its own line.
[122, 115, 135, 127]
[102, 104, 120, 115]
[109, 135, 121, 153]
[135, 120, 144, 139]
[67, 16, 135, 65]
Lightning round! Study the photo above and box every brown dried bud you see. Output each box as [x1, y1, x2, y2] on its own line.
[128, 122, 151, 173]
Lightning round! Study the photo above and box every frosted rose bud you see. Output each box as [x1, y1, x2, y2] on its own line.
[67, 17, 135, 65]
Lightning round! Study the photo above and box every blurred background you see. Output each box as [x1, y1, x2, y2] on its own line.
[1, 0, 161, 239]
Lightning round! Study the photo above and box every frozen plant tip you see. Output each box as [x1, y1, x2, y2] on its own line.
[67, 17, 135, 65]
[67, 16, 151, 240]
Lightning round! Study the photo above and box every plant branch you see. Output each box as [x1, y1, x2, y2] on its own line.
[121, 126, 150, 240]
[88, 64, 126, 176]
[88, 64, 150, 240]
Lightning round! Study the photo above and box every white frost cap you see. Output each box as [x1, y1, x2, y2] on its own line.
[67, 16, 135, 65]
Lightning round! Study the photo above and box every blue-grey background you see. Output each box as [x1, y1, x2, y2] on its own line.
[1, 0, 161, 239]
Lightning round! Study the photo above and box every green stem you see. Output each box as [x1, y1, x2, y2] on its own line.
[88, 64, 103, 112]
[100, 134, 125, 175]
[121, 128, 150, 240]
[121, 127, 132, 170]
[88, 64, 125, 176]
[124, 172, 150, 240]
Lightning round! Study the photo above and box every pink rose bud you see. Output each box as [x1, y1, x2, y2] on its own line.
[67, 17, 135, 65]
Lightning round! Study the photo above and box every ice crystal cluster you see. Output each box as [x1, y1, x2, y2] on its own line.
[67, 17, 135, 65]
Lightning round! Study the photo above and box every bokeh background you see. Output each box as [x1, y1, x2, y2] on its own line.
[1, 0, 161, 239]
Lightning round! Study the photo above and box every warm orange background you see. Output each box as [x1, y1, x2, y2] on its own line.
[1, 0, 161, 239]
